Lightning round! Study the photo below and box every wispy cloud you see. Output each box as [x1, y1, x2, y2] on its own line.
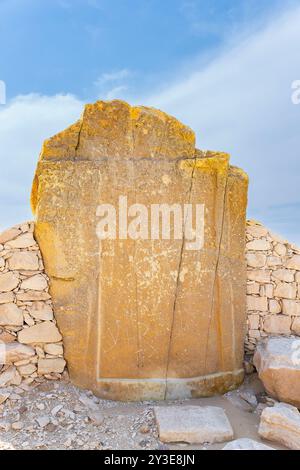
[142, 4, 300, 244]
[94, 68, 132, 100]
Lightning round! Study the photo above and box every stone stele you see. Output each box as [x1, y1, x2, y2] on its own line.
[31, 100, 248, 401]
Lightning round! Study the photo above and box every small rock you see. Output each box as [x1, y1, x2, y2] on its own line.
[88, 411, 105, 426]
[223, 438, 275, 450]
[36, 415, 50, 428]
[11, 421, 23, 431]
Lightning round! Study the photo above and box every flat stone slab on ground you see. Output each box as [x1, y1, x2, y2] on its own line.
[223, 438, 275, 450]
[259, 403, 300, 450]
[154, 406, 234, 444]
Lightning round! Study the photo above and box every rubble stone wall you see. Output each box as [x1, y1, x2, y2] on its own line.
[245, 220, 300, 354]
[1, 218, 299, 389]
[0, 222, 66, 388]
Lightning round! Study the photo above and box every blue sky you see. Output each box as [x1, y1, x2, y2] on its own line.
[0, 0, 300, 243]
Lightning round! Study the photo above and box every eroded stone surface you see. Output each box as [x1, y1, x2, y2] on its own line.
[259, 403, 300, 450]
[31, 100, 248, 400]
[254, 337, 300, 407]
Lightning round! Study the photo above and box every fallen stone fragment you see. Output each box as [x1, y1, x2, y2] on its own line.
[18, 321, 62, 344]
[0, 392, 10, 405]
[0, 366, 18, 387]
[259, 403, 300, 450]
[254, 337, 300, 407]
[223, 438, 275, 450]
[154, 406, 234, 444]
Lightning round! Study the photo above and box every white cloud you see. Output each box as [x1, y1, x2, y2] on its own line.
[94, 69, 131, 87]
[142, 5, 300, 244]
[0, 93, 83, 230]
[1, 6, 300, 245]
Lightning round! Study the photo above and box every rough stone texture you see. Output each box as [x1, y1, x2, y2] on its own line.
[0, 222, 66, 388]
[223, 438, 275, 450]
[245, 220, 300, 354]
[154, 406, 234, 444]
[31, 100, 248, 401]
[254, 337, 300, 407]
[259, 403, 300, 450]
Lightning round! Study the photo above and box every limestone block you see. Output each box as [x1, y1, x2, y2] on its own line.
[31, 100, 248, 401]
[269, 299, 281, 314]
[1, 342, 35, 364]
[272, 269, 294, 283]
[0, 304, 23, 326]
[259, 403, 300, 450]
[292, 318, 300, 335]
[246, 239, 271, 251]
[8, 252, 39, 271]
[5, 233, 36, 249]
[28, 302, 53, 321]
[282, 299, 300, 316]
[254, 338, 300, 407]
[286, 255, 300, 271]
[154, 406, 234, 444]
[20, 274, 48, 291]
[0, 292, 15, 304]
[0, 228, 20, 244]
[274, 282, 297, 300]
[263, 315, 291, 335]
[248, 315, 260, 330]
[247, 296, 268, 312]
[246, 253, 266, 268]
[247, 270, 271, 283]
[0, 272, 19, 293]
[18, 322, 62, 344]
[38, 358, 66, 374]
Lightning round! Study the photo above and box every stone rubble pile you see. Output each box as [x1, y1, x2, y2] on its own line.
[0, 222, 66, 388]
[245, 220, 300, 354]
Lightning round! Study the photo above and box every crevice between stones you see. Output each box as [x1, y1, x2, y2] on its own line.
[164, 157, 197, 400]
[203, 168, 229, 378]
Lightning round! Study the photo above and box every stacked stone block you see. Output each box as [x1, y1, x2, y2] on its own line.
[245, 220, 300, 354]
[0, 222, 66, 388]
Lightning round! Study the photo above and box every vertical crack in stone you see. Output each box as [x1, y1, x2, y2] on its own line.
[203, 169, 229, 377]
[164, 158, 197, 399]
[74, 114, 85, 158]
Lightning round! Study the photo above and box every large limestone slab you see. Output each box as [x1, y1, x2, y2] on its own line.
[154, 406, 234, 444]
[259, 403, 300, 450]
[31, 100, 248, 401]
[254, 337, 300, 407]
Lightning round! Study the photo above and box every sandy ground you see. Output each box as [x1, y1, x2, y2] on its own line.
[0, 373, 287, 450]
